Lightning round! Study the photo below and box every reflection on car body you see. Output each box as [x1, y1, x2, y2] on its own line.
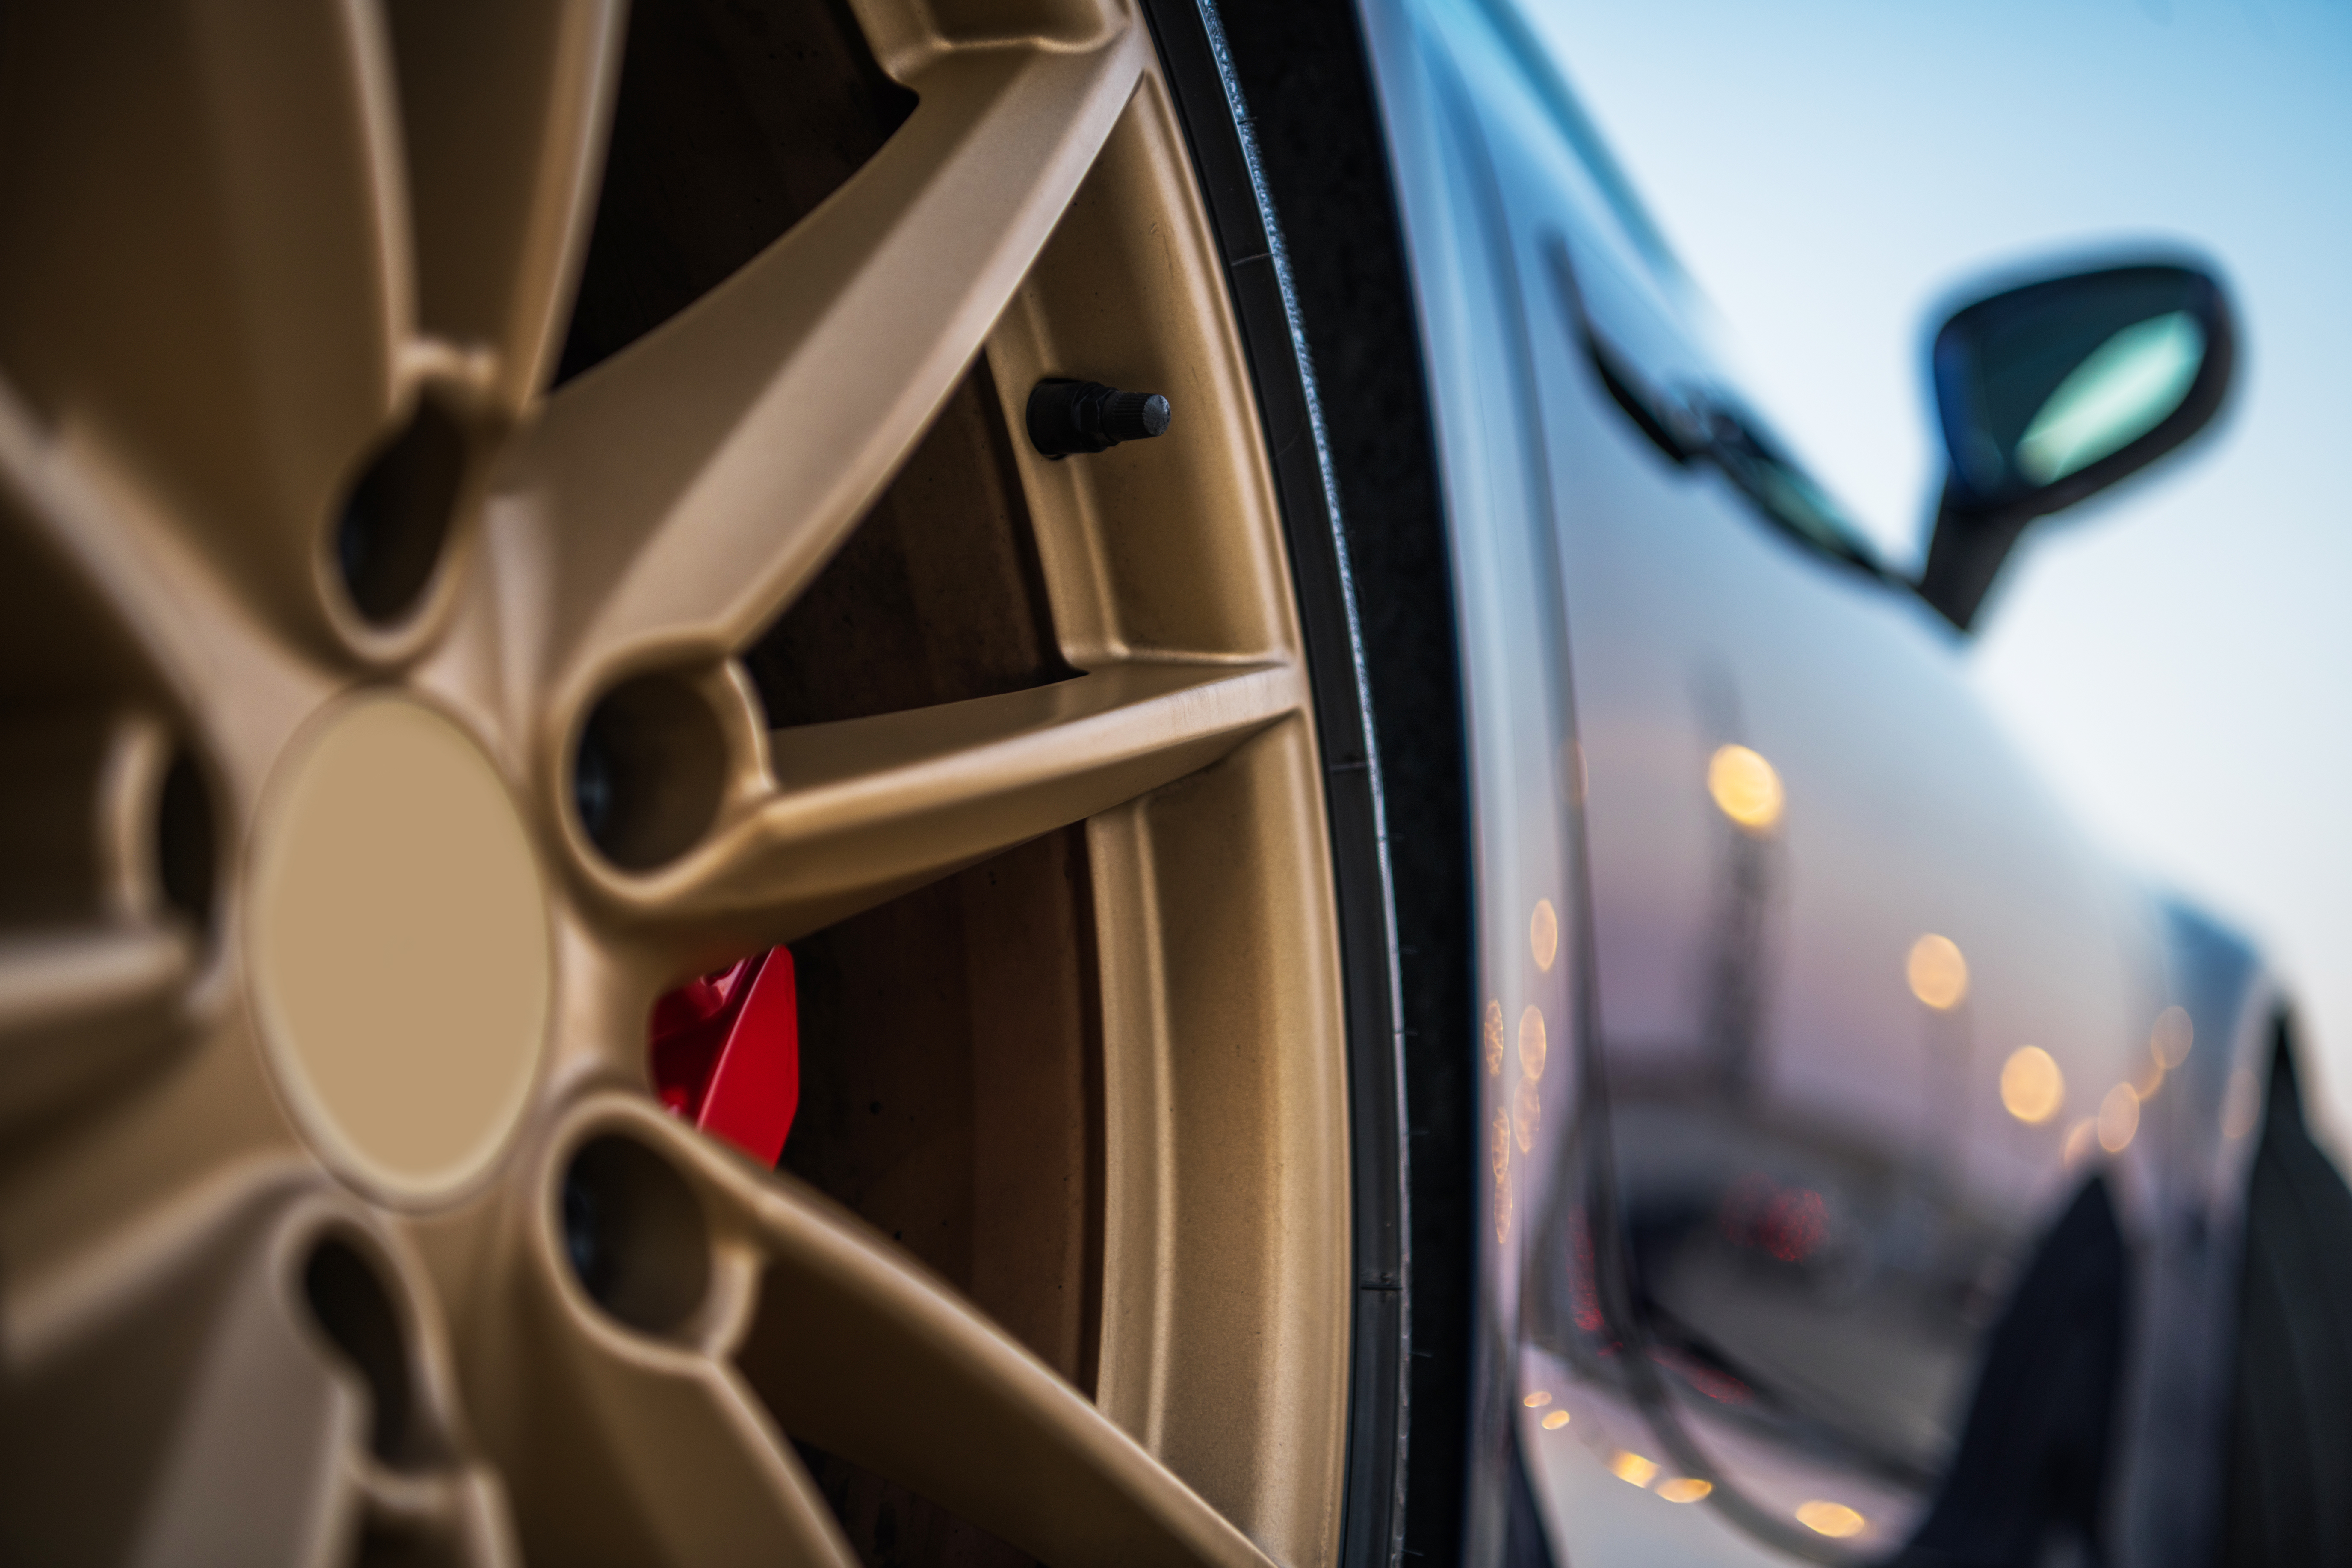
[1351, 0, 2280, 1562]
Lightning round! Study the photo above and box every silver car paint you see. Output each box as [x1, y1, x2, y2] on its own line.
[1351, 0, 2274, 1560]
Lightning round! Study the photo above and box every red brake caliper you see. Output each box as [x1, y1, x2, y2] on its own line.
[647, 947, 800, 1166]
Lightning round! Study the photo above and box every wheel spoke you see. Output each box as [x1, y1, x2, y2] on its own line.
[2, 1175, 377, 1565]
[386, 0, 626, 408]
[496, 1319, 855, 1568]
[512, 32, 1146, 692]
[575, 1098, 1277, 1568]
[0, 928, 192, 1128]
[0, 375, 328, 803]
[591, 661, 1303, 955]
[352, 1463, 522, 1568]
[6, 1147, 528, 1567]
[0, 0, 411, 633]
[482, 1117, 856, 1568]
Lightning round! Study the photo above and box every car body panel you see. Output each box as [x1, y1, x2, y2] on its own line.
[1349, 0, 2274, 1561]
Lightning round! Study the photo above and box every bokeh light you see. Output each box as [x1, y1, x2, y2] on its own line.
[1610, 1451, 1660, 1487]
[1707, 744, 1784, 831]
[2099, 1081, 2141, 1153]
[1907, 933, 1968, 1010]
[2153, 1005, 2194, 1068]
[2000, 1046, 2064, 1123]
[1531, 898, 1560, 972]
[1796, 1501, 1865, 1538]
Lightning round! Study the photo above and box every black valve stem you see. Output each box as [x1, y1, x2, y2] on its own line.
[1026, 379, 1171, 458]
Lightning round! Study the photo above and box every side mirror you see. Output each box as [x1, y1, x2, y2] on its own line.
[1916, 261, 2236, 630]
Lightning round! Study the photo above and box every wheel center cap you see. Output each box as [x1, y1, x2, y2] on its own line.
[251, 694, 550, 1204]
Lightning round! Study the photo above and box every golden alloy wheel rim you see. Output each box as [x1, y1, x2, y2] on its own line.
[0, 2, 1353, 1564]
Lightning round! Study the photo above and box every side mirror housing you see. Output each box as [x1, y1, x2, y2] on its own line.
[1917, 260, 2236, 630]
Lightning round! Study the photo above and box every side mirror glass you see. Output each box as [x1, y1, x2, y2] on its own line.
[1917, 260, 2235, 629]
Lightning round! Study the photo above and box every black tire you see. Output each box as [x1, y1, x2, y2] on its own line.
[1142, 5, 1479, 1564]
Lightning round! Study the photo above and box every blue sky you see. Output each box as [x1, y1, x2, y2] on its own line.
[1520, 0, 2352, 1135]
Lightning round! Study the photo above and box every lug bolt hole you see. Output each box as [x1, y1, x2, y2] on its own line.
[301, 1238, 422, 1466]
[154, 749, 214, 929]
[334, 396, 467, 627]
[561, 1134, 710, 1335]
[573, 674, 728, 870]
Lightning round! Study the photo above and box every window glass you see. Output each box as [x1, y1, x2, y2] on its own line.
[1703, 408, 1887, 576]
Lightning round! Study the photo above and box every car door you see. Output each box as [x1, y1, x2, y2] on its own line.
[1357, 0, 2199, 1558]
[1446, 21, 2175, 1562]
